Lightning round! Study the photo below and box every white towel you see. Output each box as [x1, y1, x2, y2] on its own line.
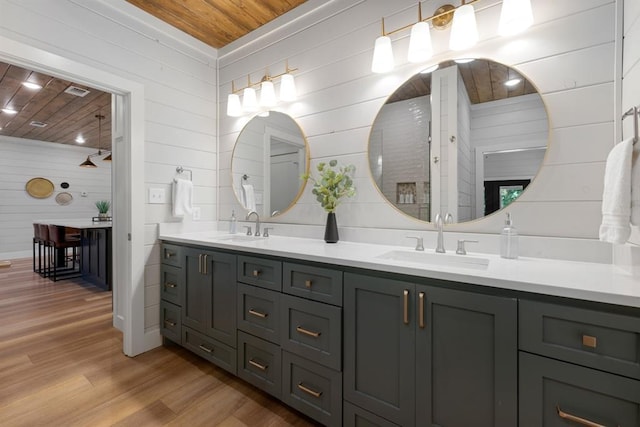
[631, 144, 640, 225]
[242, 184, 256, 211]
[599, 138, 633, 244]
[172, 178, 193, 218]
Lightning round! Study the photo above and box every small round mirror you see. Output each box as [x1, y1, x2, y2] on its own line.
[231, 112, 309, 218]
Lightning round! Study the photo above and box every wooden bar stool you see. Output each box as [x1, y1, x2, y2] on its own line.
[47, 224, 82, 282]
[34, 224, 52, 277]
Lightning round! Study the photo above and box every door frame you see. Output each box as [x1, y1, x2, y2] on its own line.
[0, 35, 146, 356]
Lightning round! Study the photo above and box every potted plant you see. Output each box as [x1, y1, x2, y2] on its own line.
[302, 160, 356, 243]
[95, 200, 111, 220]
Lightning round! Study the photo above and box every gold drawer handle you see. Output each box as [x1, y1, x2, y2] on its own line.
[419, 292, 425, 329]
[198, 344, 213, 354]
[164, 320, 176, 327]
[296, 326, 321, 338]
[297, 382, 322, 398]
[403, 289, 409, 325]
[248, 359, 268, 371]
[165, 251, 174, 259]
[165, 282, 177, 289]
[305, 279, 313, 288]
[252, 269, 261, 277]
[248, 309, 268, 318]
[582, 334, 597, 348]
[556, 405, 606, 427]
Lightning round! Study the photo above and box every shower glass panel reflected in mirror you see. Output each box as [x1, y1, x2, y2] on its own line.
[231, 111, 309, 218]
[368, 58, 549, 224]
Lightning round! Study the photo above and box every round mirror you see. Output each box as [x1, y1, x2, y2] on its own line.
[369, 58, 548, 223]
[232, 111, 309, 218]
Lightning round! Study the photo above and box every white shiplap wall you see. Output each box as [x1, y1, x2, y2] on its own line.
[0, 137, 111, 258]
[219, 0, 617, 240]
[0, 0, 218, 337]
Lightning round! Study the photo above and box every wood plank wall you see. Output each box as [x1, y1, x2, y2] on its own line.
[218, 0, 618, 238]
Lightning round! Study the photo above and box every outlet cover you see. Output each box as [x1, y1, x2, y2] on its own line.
[149, 188, 166, 204]
[192, 207, 201, 220]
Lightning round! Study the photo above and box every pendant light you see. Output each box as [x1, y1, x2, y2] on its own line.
[79, 112, 108, 168]
[449, 1, 478, 51]
[79, 155, 97, 168]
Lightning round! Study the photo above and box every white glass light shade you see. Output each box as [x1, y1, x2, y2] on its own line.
[242, 87, 258, 113]
[408, 22, 433, 63]
[371, 35, 394, 73]
[226, 93, 242, 117]
[449, 4, 478, 51]
[498, 0, 533, 36]
[279, 74, 297, 102]
[260, 80, 277, 108]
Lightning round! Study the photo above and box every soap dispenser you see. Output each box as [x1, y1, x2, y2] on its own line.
[229, 210, 237, 234]
[500, 213, 518, 259]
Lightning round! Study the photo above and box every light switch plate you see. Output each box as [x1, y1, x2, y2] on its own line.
[149, 188, 165, 204]
[192, 207, 201, 220]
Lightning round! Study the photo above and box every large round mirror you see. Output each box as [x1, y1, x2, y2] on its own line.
[369, 59, 548, 223]
[232, 111, 309, 218]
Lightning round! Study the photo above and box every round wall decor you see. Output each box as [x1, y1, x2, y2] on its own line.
[55, 192, 73, 206]
[60, 182, 69, 189]
[25, 177, 55, 199]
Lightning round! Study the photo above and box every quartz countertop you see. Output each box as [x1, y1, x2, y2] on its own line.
[34, 219, 112, 229]
[159, 231, 640, 309]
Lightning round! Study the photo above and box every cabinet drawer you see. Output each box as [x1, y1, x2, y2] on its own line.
[520, 300, 640, 379]
[237, 256, 282, 291]
[283, 262, 343, 306]
[182, 327, 236, 375]
[237, 331, 281, 399]
[160, 300, 182, 344]
[161, 243, 182, 267]
[160, 264, 182, 306]
[344, 401, 400, 427]
[519, 352, 640, 426]
[282, 351, 342, 426]
[281, 294, 342, 371]
[237, 283, 281, 344]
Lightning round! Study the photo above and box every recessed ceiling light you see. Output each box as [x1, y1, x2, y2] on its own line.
[504, 78, 522, 87]
[75, 135, 86, 144]
[420, 64, 439, 74]
[22, 81, 42, 90]
[2, 108, 18, 115]
[454, 58, 475, 64]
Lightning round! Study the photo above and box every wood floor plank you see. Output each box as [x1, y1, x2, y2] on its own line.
[0, 258, 320, 426]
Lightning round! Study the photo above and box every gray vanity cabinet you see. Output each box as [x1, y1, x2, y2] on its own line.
[344, 272, 517, 427]
[181, 247, 237, 373]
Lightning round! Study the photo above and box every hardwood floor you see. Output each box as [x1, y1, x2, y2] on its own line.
[0, 258, 320, 427]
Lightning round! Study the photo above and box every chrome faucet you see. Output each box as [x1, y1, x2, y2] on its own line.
[246, 211, 260, 236]
[434, 213, 445, 253]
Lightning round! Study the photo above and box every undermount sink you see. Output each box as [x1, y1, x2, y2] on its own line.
[376, 250, 490, 270]
[209, 234, 265, 242]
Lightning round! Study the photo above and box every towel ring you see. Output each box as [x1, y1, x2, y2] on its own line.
[176, 166, 193, 181]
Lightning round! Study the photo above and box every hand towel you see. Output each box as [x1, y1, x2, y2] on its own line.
[172, 178, 193, 218]
[242, 184, 256, 211]
[599, 138, 633, 244]
[631, 144, 640, 225]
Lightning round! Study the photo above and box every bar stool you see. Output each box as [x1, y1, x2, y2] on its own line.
[34, 224, 52, 277]
[47, 224, 82, 282]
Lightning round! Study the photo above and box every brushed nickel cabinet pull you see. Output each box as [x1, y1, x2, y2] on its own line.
[164, 320, 176, 327]
[403, 290, 409, 325]
[305, 279, 313, 288]
[249, 309, 268, 318]
[296, 326, 321, 338]
[198, 344, 213, 353]
[297, 382, 322, 398]
[556, 405, 605, 427]
[165, 251, 173, 259]
[248, 359, 268, 371]
[252, 269, 261, 277]
[165, 282, 177, 289]
[582, 334, 597, 348]
[419, 292, 425, 329]
[198, 254, 202, 274]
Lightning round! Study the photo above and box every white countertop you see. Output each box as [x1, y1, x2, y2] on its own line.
[35, 219, 112, 229]
[159, 231, 640, 309]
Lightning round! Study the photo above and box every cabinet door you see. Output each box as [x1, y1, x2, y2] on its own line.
[520, 352, 640, 426]
[182, 248, 237, 347]
[344, 272, 416, 427]
[416, 286, 517, 427]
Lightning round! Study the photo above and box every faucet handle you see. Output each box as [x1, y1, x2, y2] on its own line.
[456, 239, 478, 255]
[243, 226, 252, 236]
[407, 236, 425, 251]
[262, 227, 271, 237]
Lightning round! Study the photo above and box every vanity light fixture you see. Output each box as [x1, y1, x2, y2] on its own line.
[371, 0, 533, 73]
[226, 61, 298, 117]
